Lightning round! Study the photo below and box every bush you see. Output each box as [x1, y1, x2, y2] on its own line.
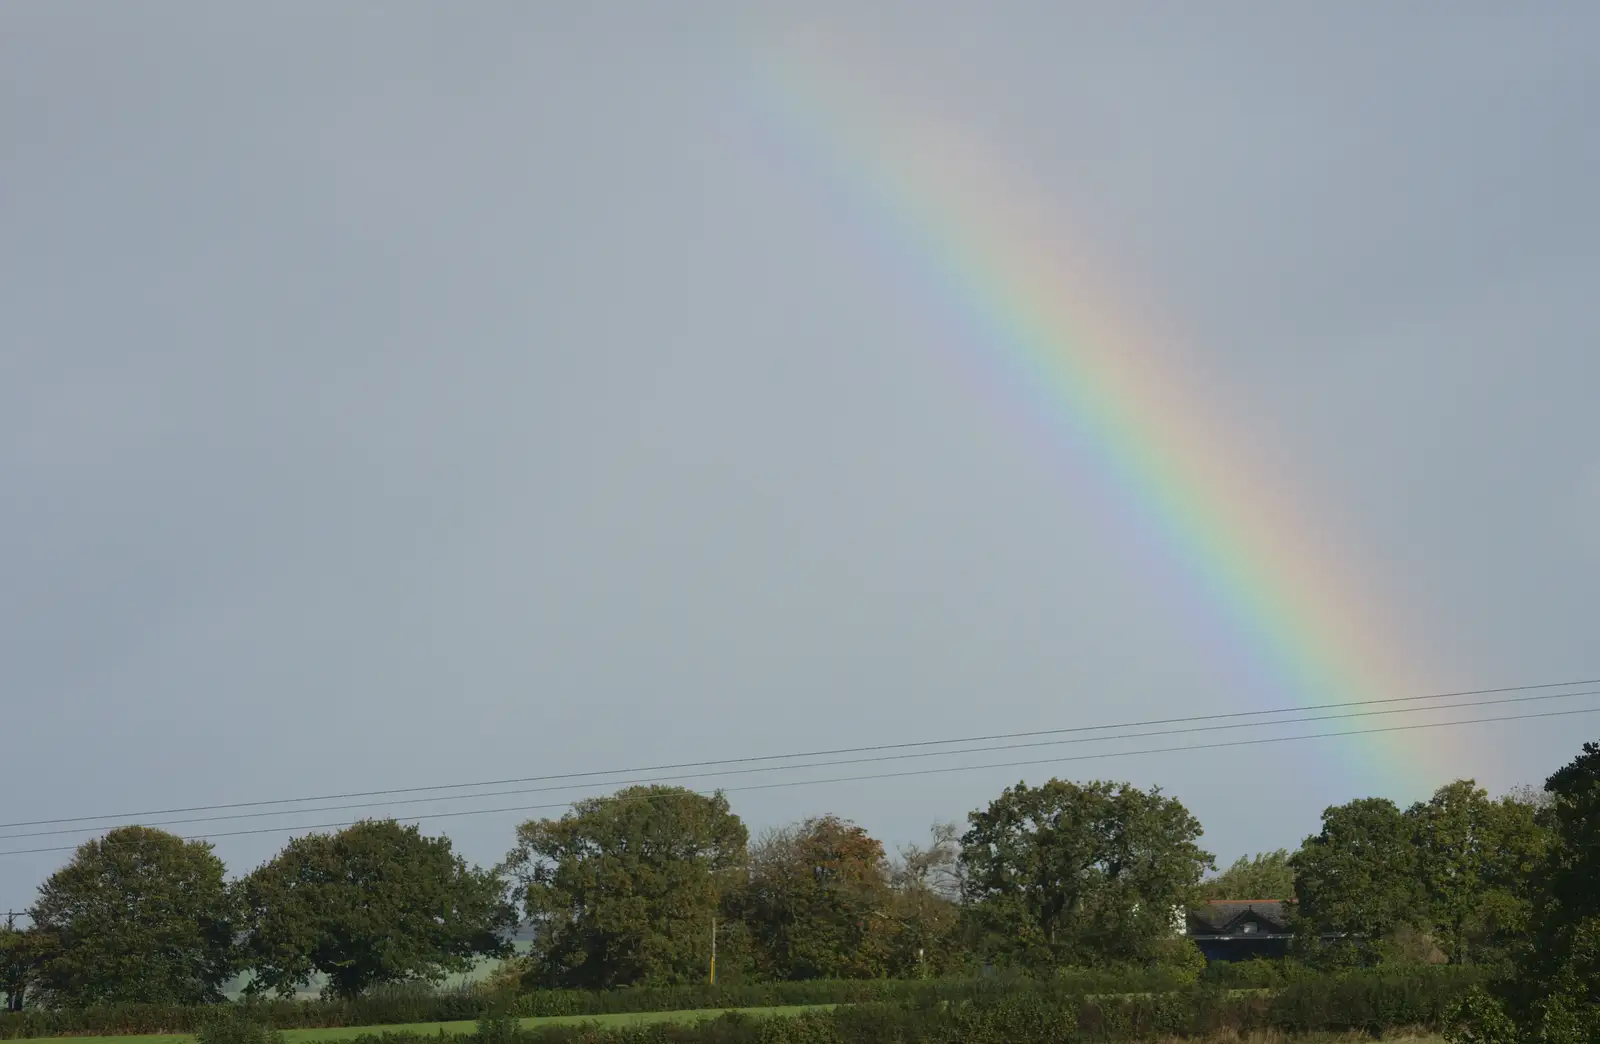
[196, 1008, 286, 1044]
[1444, 987, 1520, 1044]
[1266, 965, 1484, 1035]
[475, 1013, 521, 1044]
[1199, 957, 1296, 989]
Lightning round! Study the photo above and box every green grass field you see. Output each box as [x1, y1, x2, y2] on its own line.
[55, 1005, 835, 1044]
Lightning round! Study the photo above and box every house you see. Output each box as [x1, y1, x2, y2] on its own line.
[1186, 900, 1293, 962]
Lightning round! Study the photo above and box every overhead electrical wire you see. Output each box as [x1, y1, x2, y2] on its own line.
[1, 676, 1594, 834]
[2, 685, 1595, 843]
[1, 701, 1595, 858]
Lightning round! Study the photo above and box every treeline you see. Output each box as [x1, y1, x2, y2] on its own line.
[0, 820, 509, 1010]
[2, 737, 1597, 1042]
[0, 778, 1215, 1010]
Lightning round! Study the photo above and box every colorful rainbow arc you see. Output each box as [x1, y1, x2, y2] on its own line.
[735, 34, 1444, 793]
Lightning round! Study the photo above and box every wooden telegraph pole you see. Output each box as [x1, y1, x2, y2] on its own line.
[709, 916, 717, 985]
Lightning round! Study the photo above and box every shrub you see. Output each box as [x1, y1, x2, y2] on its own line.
[196, 1007, 286, 1044]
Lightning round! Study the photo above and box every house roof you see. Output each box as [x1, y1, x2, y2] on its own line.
[1188, 900, 1292, 935]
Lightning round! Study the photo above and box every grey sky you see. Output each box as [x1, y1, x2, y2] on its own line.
[3, 3, 1598, 909]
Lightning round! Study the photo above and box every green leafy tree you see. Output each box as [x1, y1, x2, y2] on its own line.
[1515, 742, 1600, 1039]
[28, 826, 237, 1005]
[1291, 797, 1425, 965]
[241, 819, 513, 999]
[1538, 741, 1600, 938]
[1409, 780, 1547, 966]
[0, 915, 51, 1012]
[742, 815, 896, 980]
[959, 778, 1212, 968]
[502, 786, 748, 989]
[1447, 742, 1600, 1044]
[1198, 850, 1296, 901]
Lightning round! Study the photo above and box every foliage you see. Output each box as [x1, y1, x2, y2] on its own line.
[959, 778, 1212, 968]
[1292, 781, 1551, 970]
[1290, 797, 1423, 965]
[883, 824, 963, 978]
[1197, 850, 1295, 901]
[502, 787, 749, 989]
[741, 816, 895, 981]
[1439, 741, 1600, 1043]
[475, 1012, 522, 1044]
[214, 968, 1482, 1044]
[241, 819, 515, 999]
[0, 966, 1489, 1039]
[1500, 742, 1600, 1042]
[0, 916, 49, 1013]
[1445, 986, 1520, 1044]
[196, 1006, 286, 1044]
[0, 984, 494, 1038]
[1536, 740, 1600, 939]
[28, 826, 238, 1006]
[1407, 780, 1546, 967]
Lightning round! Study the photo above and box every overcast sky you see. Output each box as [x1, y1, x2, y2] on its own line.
[3, 3, 1598, 909]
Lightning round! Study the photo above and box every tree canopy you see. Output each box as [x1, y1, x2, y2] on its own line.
[0, 914, 49, 1012]
[1444, 743, 1600, 1044]
[1516, 741, 1600, 1037]
[1292, 783, 1550, 968]
[884, 823, 964, 977]
[959, 779, 1212, 968]
[742, 815, 896, 980]
[1291, 796, 1424, 964]
[29, 826, 238, 1006]
[503, 786, 748, 989]
[240, 819, 513, 999]
[1198, 850, 1296, 902]
[1409, 780, 1546, 966]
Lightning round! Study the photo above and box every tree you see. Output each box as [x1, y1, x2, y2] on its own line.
[959, 779, 1212, 968]
[28, 826, 237, 1005]
[1447, 742, 1600, 1044]
[885, 823, 964, 977]
[742, 816, 896, 980]
[1408, 780, 1547, 966]
[1291, 797, 1426, 965]
[1198, 850, 1296, 901]
[1516, 741, 1600, 1038]
[1538, 741, 1600, 934]
[502, 786, 748, 989]
[892, 822, 963, 904]
[0, 915, 51, 1012]
[241, 819, 513, 999]
[1503, 783, 1554, 813]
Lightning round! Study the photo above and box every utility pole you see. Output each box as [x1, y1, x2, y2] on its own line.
[709, 916, 717, 985]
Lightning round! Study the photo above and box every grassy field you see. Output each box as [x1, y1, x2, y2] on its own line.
[54, 1006, 834, 1044]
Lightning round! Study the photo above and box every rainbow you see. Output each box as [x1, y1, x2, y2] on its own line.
[734, 31, 1446, 794]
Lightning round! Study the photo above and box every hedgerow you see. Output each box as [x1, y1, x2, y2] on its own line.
[0, 966, 1486, 1040]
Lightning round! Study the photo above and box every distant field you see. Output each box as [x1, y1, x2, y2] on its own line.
[55, 1005, 834, 1044]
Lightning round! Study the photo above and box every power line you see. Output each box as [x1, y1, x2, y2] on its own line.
[3, 685, 1595, 843]
[0, 702, 1593, 859]
[1, 676, 1593, 833]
